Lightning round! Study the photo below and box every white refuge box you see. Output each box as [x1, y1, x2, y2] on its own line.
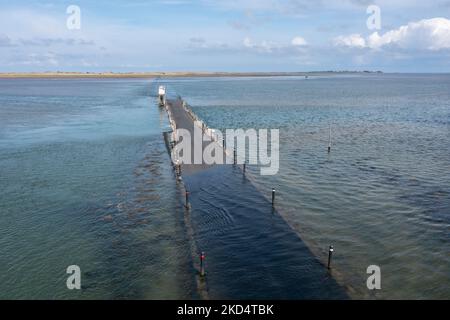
[158, 85, 166, 106]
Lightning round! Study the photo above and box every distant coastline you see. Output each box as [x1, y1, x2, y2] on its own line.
[0, 71, 383, 79]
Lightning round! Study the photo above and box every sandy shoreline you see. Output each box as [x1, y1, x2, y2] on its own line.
[0, 71, 375, 79]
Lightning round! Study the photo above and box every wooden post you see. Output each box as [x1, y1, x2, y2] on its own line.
[176, 160, 181, 176]
[328, 124, 331, 153]
[200, 252, 206, 277]
[328, 245, 334, 269]
[185, 191, 190, 209]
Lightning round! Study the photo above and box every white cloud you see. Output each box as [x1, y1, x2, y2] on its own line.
[334, 33, 366, 48]
[291, 36, 307, 46]
[243, 37, 279, 53]
[243, 37, 253, 48]
[368, 18, 450, 50]
[334, 18, 450, 51]
[242, 36, 309, 54]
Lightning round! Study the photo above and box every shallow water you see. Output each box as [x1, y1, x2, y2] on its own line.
[183, 164, 347, 299]
[0, 79, 194, 299]
[162, 74, 450, 299]
[1, 75, 448, 299]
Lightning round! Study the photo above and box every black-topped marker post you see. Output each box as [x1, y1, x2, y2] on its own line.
[327, 245, 334, 269]
[272, 188, 276, 207]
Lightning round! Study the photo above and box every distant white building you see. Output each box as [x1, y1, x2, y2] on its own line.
[158, 85, 166, 106]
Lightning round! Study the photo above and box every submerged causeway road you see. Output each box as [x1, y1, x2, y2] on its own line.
[165, 98, 348, 299]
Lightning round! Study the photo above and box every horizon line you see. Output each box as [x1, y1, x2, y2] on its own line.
[1, 70, 450, 79]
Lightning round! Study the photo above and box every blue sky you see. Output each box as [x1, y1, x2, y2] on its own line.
[1, 0, 449, 72]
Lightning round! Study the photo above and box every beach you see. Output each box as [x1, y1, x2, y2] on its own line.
[0, 71, 380, 79]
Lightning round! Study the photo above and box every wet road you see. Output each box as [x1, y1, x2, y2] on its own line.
[166, 99, 348, 299]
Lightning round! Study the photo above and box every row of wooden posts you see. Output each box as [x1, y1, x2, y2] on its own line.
[168, 102, 335, 278]
[194, 247, 332, 278]
[176, 155, 334, 277]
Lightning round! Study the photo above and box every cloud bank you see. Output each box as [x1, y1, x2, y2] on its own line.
[0, 1, 449, 72]
[334, 18, 450, 51]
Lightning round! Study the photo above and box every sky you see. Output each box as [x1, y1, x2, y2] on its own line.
[0, 0, 449, 72]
